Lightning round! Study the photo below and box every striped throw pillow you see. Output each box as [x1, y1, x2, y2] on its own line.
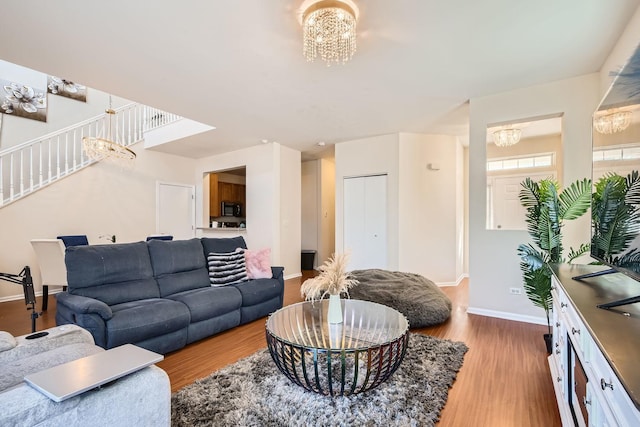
[207, 248, 248, 286]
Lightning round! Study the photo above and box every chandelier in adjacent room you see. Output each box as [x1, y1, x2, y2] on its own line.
[301, 0, 358, 65]
[492, 128, 522, 147]
[82, 96, 136, 165]
[593, 110, 632, 134]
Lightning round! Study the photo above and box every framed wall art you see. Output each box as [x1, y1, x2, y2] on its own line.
[0, 79, 47, 122]
[47, 76, 87, 102]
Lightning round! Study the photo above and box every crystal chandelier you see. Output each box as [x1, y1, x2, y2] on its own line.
[593, 111, 631, 134]
[302, 0, 358, 65]
[82, 96, 136, 165]
[493, 128, 522, 147]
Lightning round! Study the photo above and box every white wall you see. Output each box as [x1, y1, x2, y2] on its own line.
[468, 74, 600, 323]
[300, 158, 336, 269]
[0, 142, 196, 300]
[195, 142, 302, 278]
[276, 144, 302, 278]
[319, 158, 335, 266]
[336, 134, 400, 270]
[0, 59, 130, 150]
[397, 133, 464, 284]
[336, 132, 464, 284]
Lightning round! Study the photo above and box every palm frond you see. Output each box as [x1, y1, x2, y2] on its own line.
[566, 243, 590, 264]
[559, 178, 591, 220]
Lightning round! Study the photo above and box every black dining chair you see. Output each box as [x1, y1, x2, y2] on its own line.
[57, 235, 89, 247]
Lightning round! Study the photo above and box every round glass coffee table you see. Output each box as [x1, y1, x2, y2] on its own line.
[265, 299, 409, 396]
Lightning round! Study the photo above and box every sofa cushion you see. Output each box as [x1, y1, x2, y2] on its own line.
[233, 278, 283, 307]
[201, 236, 247, 256]
[66, 242, 159, 305]
[207, 249, 248, 286]
[166, 286, 242, 323]
[148, 238, 210, 297]
[107, 299, 190, 348]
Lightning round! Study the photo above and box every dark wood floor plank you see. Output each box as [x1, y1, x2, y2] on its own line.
[0, 273, 560, 425]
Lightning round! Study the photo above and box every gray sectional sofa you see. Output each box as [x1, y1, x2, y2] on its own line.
[55, 237, 284, 354]
[0, 325, 170, 426]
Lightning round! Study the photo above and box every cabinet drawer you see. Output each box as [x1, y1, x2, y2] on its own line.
[590, 348, 640, 426]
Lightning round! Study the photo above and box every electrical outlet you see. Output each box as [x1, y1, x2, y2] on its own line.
[509, 287, 522, 295]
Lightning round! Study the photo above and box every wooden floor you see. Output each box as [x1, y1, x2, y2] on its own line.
[0, 274, 561, 426]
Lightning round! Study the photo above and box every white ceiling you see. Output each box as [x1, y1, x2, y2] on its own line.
[0, 0, 638, 159]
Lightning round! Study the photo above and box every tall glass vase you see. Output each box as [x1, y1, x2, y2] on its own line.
[328, 294, 343, 324]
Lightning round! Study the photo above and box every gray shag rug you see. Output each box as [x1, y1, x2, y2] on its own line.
[171, 333, 468, 427]
[349, 269, 452, 328]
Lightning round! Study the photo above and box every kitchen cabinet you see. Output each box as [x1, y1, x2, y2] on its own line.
[208, 173, 246, 219]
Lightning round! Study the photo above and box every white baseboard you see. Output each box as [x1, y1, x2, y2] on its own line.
[466, 306, 548, 326]
[436, 273, 468, 287]
[284, 272, 302, 280]
[0, 288, 64, 304]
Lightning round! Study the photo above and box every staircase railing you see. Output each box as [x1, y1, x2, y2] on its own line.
[0, 103, 181, 207]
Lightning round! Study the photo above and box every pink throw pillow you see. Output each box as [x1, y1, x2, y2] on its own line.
[245, 248, 272, 279]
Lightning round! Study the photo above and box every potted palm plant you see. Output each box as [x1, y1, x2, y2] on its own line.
[592, 171, 640, 269]
[300, 253, 359, 324]
[517, 177, 591, 353]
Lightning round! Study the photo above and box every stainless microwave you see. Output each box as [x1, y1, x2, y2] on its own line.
[221, 202, 242, 217]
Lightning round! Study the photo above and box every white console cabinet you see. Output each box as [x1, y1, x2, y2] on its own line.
[550, 264, 640, 427]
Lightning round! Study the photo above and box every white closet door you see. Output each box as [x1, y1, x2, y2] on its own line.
[344, 175, 387, 270]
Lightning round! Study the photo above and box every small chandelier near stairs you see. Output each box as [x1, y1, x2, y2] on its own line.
[82, 96, 136, 165]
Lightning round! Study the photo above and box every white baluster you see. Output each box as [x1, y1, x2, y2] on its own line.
[64, 132, 69, 174]
[29, 146, 34, 193]
[38, 142, 43, 188]
[56, 135, 61, 179]
[19, 150, 24, 198]
[72, 128, 77, 170]
[9, 153, 14, 201]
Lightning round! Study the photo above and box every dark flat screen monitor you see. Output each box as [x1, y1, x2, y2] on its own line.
[587, 42, 640, 308]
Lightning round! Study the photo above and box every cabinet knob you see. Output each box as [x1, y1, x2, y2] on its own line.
[557, 376, 562, 383]
[551, 285, 556, 290]
[583, 396, 591, 406]
[555, 322, 560, 327]
[560, 302, 568, 308]
[601, 378, 614, 391]
[571, 327, 580, 335]
[555, 342, 559, 348]
[555, 349, 561, 355]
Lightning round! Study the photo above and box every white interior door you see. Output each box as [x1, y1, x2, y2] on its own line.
[344, 175, 387, 270]
[157, 182, 195, 240]
[489, 172, 553, 230]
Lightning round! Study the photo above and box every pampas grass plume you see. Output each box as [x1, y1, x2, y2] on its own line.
[300, 252, 359, 302]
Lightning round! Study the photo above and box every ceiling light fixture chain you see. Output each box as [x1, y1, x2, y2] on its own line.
[302, 0, 358, 66]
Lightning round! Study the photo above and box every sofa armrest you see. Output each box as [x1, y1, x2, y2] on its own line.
[271, 266, 284, 281]
[56, 293, 113, 320]
[0, 366, 170, 426]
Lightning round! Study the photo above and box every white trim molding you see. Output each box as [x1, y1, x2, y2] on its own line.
[436, 273, 468, 287]
[466, 306, 547, 326]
